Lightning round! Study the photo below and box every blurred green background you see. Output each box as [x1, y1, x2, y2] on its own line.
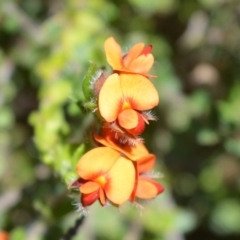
[1, 0, 240, 239]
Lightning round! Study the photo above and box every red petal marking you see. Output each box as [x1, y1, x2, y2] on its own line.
[130, 162, 138, 202]
[140, 45, 152, 56]
[81, 189, 99, 207]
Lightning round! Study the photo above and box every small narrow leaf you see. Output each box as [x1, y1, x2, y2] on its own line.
[82, 61, 99, 101]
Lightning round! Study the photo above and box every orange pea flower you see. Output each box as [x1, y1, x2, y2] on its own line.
[94, 127, 150, 161]
[130, 154, 164, 202]
[105, 37, 155, 77]
[98, 73, 159, 137]
[70, 147, 135, 207]
[0, 231, 8, 240]
[93, 128, 164, 202]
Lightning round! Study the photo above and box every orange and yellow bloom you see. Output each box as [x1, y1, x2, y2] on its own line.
[104, 37, 155, 77]
[71, 147, 135, 207]
[98, 73, 159, 136]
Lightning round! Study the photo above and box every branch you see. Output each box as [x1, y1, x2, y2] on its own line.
[60, 216, 85, 240]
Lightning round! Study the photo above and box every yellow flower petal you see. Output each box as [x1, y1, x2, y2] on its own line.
[104, 37, 123, 70]
[120, 74, 159, 110]
[76, 147, 120, 180]
[98, 73, 123, 122]
[105, 157, 135, 205]
[127, 54, 154, 75]
[123, 43, 144, 67]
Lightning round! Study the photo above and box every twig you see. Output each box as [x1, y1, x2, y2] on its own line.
[60, 216, 85, 240]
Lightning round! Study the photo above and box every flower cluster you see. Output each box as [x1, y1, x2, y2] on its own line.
[70, 37, 164, 208]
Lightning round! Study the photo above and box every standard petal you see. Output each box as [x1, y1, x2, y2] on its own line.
[117, 109, 138, 129]
[105, 157, 135, 205]
[76, 147, 120, 180]
[127, 54, 154, 75]
[120, 74, 159, 110]
[136, 177, 164, 199]
[123, 43, 144, 67]
[137, 154, 156, 174]
[98, 73, 123, 122]
[104, 37, 123, 70]
[80, 181, 100, 194]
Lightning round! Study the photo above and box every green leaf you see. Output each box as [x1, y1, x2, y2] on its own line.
[82, 61, 99, 101]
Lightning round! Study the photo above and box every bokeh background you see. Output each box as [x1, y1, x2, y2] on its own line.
[1, 0, 240, 239]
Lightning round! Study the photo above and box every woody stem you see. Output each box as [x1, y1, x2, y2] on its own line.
[60, 215, 85, 240]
